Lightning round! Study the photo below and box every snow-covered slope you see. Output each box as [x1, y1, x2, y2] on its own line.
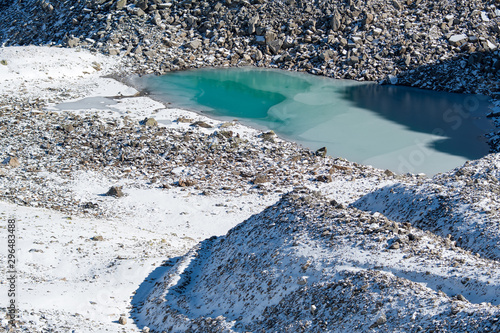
[135, 190, 500, 332]
[353, 154, 500, 261]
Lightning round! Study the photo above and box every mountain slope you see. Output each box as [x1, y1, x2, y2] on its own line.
[135, 189, 500, 332]
[0, 0, 498, 94]
[353, 153, 500, 261]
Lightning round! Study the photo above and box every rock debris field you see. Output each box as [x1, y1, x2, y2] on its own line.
[1, 0, 500, 96]
[0, 0, 499, 332]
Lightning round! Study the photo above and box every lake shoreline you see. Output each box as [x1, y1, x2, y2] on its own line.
[126, 66, 499, 176]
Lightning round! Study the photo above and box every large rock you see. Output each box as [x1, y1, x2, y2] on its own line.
[67, 36, 80, 48]
[267, 39, 283, 55]
[116, 0, 127, 10]
[331, 11, 342, 31]
[320, 50, 336, 62]
[142, 117, 158, 126]
[186, 39, 201, 50]
[248, 15, 259, 34]
[449, 34, 468, 46]
[106, 186, 124, 198]
[264, 31, 277, 43]
[315, 147, 327, 158]
[2, 157, 20, 168]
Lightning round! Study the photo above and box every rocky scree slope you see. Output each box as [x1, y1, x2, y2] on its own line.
[0, 0, 499, 96]
[135, 189, 500, 332]
[353, 154, 500, 262]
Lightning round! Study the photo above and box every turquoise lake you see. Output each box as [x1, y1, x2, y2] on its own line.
[136, 68, 495, 175]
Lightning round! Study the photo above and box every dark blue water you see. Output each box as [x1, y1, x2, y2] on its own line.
[136, 68, 495, 175]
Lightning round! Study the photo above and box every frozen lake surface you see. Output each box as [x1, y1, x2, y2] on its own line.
[136, 68, 495, 175]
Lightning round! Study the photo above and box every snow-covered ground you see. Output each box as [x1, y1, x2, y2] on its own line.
[0, 46, 499, 332]
[0, 46, 281, 332]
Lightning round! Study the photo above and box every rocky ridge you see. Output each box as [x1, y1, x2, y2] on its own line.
[354, 154, 500, 261]
[135, 189, 500, 332]
[0, 0, 499, 96]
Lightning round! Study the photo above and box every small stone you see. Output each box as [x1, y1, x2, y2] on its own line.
[330, 199, 344, 209]
[67, 36, 80, 48]
[142, 327, 150, 333]
[456, 294, 467, 302]
[135, 8, 146, 16]
[388, 75, 398, 85]
[0, 60, 7, 66]
[347, 56, 359, 66]
[62, 124, 74, 132]
[315, 175, 332, 183]
[267, 39, 283, 55]
[481, 12, 490, 22]
[301, 260, 312, 271]
[449, 34, 468, 46]
[137, 0, 148, 10]
[364, 13, 374, 26]
[373, 27, 383, 36]
[116, 0, 127, 10]
[106, 186, 124, 197]
[253, 49, 263, 61]
[178, 179, 197, 187]
[253, 174, 270, 184]
[118, 316, 127, 325]
[261, 131, 276, 141]
[190, 121, 212, 128]
[3, 157, 20, 168]
[248, 15, 259, 34]
[83, 202, 99, 209]
[91, 235, 104, 241]
[389, 242, 400, 249]
[384, 169, 395, 176]
[371, 313, 387, 328]
[331, 11, 342, 31]
[315, 147, 327, 157]
[187, 39, 202, 50]
[177, 117, 193, 123]
[142, 117, 158, 126]
[320, 50, 335, 62]
[310, 304, 317, 315]
[297, 276, 308, 285]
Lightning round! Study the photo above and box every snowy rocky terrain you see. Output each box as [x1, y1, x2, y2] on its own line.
[0, 0, 499, 96]
[0, 46, 498, 333]
[137, 189, 500, 332]
[0, 1, 499, 332]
